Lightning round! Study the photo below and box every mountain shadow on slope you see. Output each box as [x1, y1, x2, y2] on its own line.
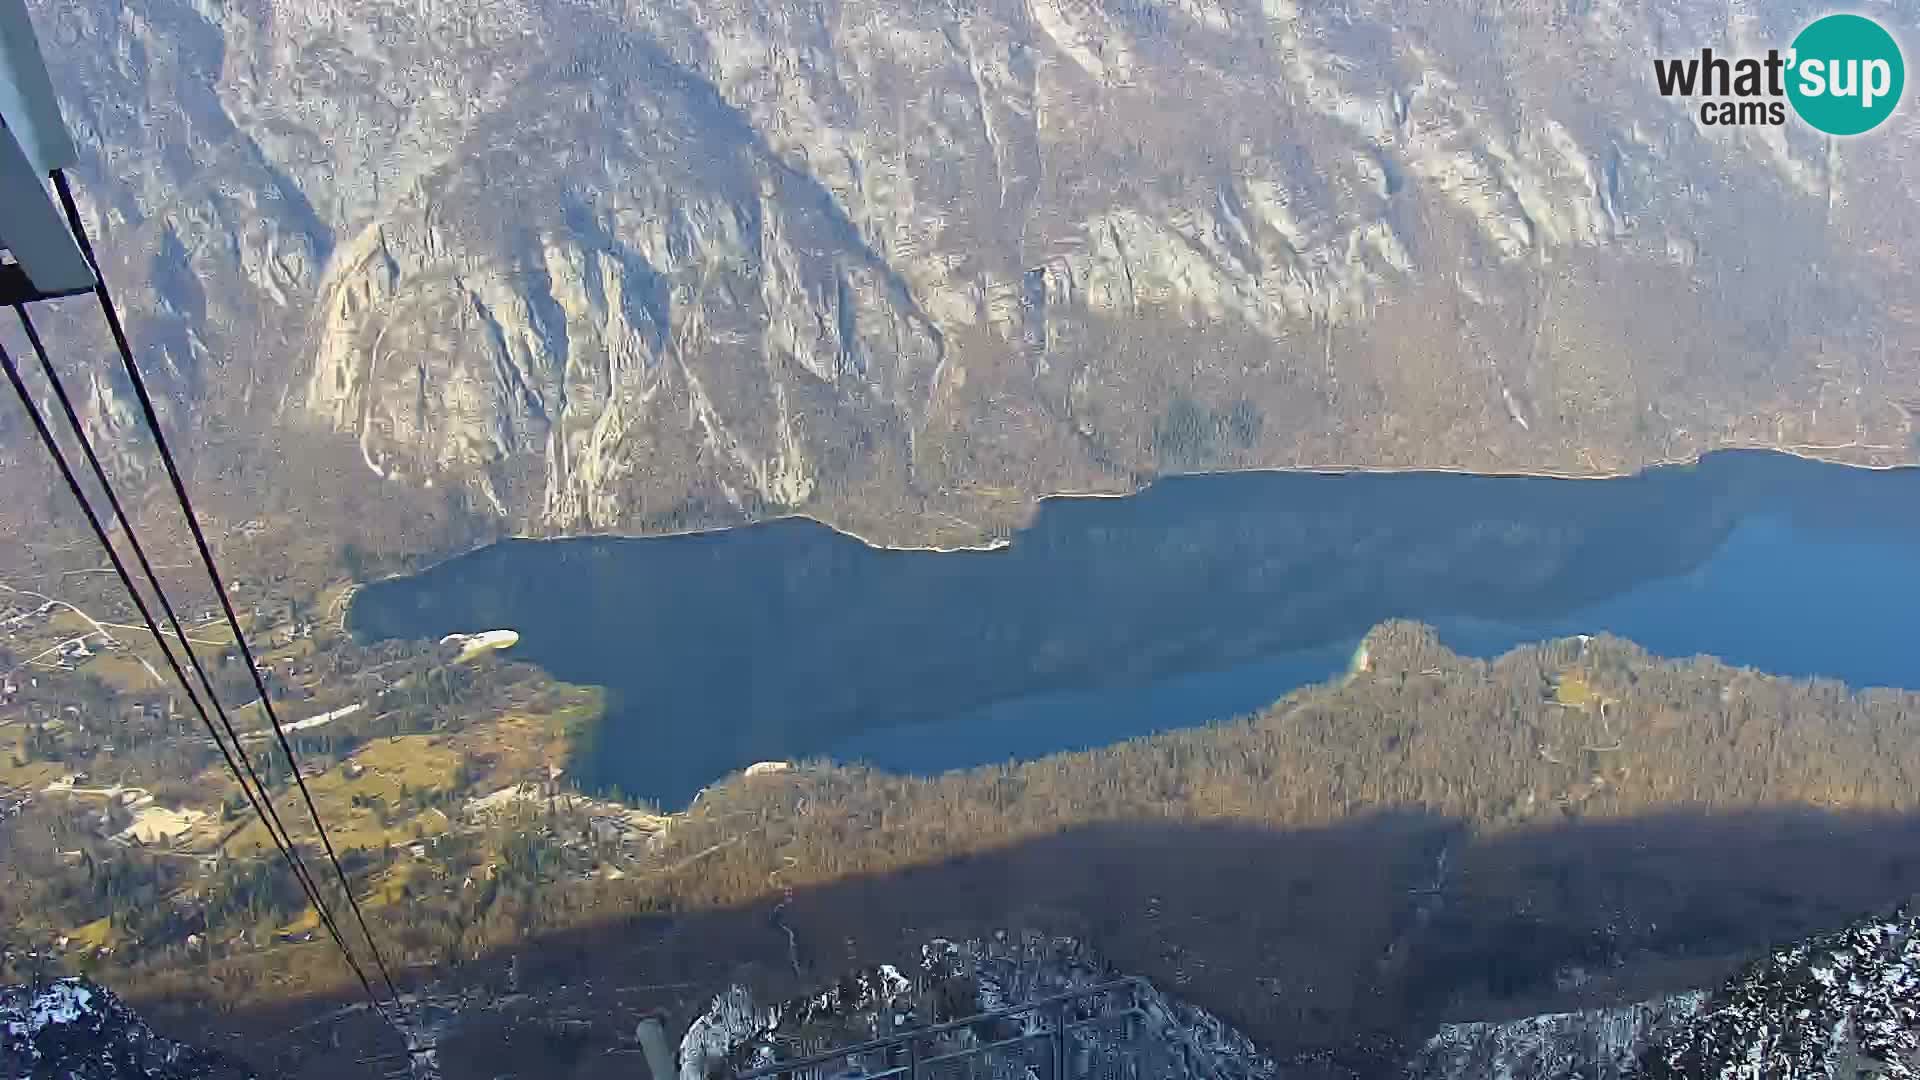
[159, 805, 1920, 1079]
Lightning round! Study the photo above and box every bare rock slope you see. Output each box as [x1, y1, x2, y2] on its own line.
[674, 913, 1920, 1080]
[0, 978, 254, 1079]
[1411, 905, 1920, 1080]
[22, 0, 1920, 547]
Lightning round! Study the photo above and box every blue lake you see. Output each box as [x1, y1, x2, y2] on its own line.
[349, 451, 1920, 806]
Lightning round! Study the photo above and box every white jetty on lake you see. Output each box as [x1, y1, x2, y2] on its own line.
[439, 629, 521, 662]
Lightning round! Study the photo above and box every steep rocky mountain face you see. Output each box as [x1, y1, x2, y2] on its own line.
[0, 978, 255, 1079]
[17, 0, 1920, 549]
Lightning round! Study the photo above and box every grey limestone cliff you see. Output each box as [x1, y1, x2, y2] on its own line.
[18, 0, 1920, 548]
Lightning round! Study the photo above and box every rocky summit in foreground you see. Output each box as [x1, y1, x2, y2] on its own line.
[1414, 905, 1920, 1080]
[682, 910, 1920, 1080]
[1642, 908, 1920, 1080]
[0, 978, 253, 1080]
[679, 931, 1283, 1080]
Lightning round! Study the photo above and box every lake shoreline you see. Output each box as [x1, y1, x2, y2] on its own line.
[350, 449, 1920, 806]
[353, 444, 1919, 598]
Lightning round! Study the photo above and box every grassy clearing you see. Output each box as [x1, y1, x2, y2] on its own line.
[0, 726, 66, 790]
[364, 859, 438, 910]
[1554, 671, 1594, 707]
[276, 906, 322, 936]
[258, 636, 317, 668]
[84, 653, 163, 693]
[67, 916, 117, 950]
[225, 735, 462, 858]
[460, 685, 601, 782]
[274, 860, 424, 939]
[352, 735, 465, 791]
[45, 609, 97, 639]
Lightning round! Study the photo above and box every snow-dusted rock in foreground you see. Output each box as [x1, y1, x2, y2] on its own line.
[1410, 906, 1920, 1080]
[0, 977, 254, 1079]
[1641, 908, 1920, 1080]
[679, 933, 1279, 1080]
[679, 910, 1920, 1080]
[1408, 995, 1708, 1080]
